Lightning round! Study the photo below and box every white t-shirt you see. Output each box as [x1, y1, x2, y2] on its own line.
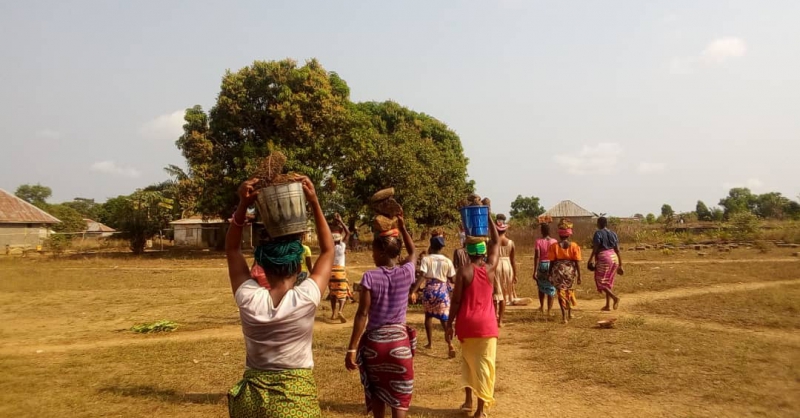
[235, 278, 321, 370]
[333, 242, 346, 266]
[420, 253, 457, 282]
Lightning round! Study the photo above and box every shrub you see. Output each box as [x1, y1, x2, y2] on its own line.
[44, 234, 71, 255]
[730, 212, 760, 241]
[753, 240, 772, 254]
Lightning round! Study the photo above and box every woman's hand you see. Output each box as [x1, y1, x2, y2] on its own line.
[409, 292, 418, 305]
[617, 266, 625, 275]
[396, 211, 405, 227]
[445, 323, 455, 342]
[237, 178, 260, 206]
[513, 275, 518, 284]
[297, 176, 318, 205]
[345, 351, 358, 371]
[533, 270, 538, 281]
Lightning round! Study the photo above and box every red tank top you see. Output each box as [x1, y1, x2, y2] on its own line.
[455, 264, 499, 340]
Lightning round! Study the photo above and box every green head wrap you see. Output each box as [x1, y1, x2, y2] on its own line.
[466, 241, 487, 256]
[254, 239, 305, 276]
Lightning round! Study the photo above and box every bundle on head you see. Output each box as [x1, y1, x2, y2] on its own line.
[371, 188, 402, 233]
[254, 237, 305, 278]
[254, 151, 296, 185]
[557, 218, 574, 238]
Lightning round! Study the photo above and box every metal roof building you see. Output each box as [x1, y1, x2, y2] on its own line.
[542, 200, 595, 218]
[0, 188, 60, 252]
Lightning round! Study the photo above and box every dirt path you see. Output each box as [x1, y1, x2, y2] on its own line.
[8, 279, 799, 356]
[506, 278, 800, 345]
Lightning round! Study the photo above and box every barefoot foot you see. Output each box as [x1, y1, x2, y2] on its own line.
[613, 297, 620, 310]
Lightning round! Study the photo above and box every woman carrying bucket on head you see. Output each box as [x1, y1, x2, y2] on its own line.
[225, 176, 334, 418]
[328, 213, 351, 323]
[447, 199, 502, 418]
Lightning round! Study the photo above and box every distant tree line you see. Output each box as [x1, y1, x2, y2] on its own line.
[648, 188, 800, 225]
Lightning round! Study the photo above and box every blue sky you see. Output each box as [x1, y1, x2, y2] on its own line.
[1, 0, 798, 216]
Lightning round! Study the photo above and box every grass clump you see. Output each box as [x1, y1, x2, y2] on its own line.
[131, 320, 178, 334]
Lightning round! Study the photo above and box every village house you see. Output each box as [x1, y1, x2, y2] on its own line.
[0, 188, 60, 253]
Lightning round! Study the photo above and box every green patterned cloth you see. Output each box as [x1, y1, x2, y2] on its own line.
[228, 368, 321, 418]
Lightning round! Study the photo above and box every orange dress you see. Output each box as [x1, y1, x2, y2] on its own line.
[547, 241, 581, 309]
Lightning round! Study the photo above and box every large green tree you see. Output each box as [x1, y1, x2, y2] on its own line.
[754, 192, 792, 219]
[176, 59, 473, 230]
[719, 188, 757, 218]
[46, 204, 86, 233]
[332, 101, 473, 230]
[176, 59, 352, 220]
[509, 195, 545, 219]
[15, 183, 52, 208]
[100, 190, 174, 254]
[62, 198, 100, 219]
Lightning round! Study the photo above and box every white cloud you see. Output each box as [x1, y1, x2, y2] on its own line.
[90, 161, 141, 178]
[637, 162, 666, 173]
[722, 178, 763, 191]
[701, 37, 747, 63]
[139, 110, 184, 140]
[36, 129, 61, 139]
[554, 143, 623, 175]
[670, 37, 747, 75]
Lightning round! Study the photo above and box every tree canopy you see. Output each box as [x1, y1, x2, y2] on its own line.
[99, 190, 174, 254]
[695, 200, 712, 222]
[719, 188, 758, 218]
[660, 204, 675, 219]
[175, 59, 473, 229]
[46, 204, 86, 233]
[509, 195, 545, 219]
[15, 183, 52, 208]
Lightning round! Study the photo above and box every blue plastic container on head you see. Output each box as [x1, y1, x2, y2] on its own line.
[460, 205, 490, 237]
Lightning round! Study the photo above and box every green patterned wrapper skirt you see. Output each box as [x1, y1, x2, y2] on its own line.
[228, 368, 321, 418]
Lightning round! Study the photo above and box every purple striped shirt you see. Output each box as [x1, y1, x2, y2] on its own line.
[360, 262, 415, 330]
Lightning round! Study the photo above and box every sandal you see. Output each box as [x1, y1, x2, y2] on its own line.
[460, 403, 472, 412]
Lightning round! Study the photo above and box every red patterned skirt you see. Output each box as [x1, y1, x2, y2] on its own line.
[357, 324, 417, 412]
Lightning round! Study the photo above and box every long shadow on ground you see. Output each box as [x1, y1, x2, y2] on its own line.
[320, 401, 463, 417]
[98, 385, 226, 404]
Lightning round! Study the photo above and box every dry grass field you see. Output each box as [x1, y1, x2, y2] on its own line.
[1, 244, 800, 418]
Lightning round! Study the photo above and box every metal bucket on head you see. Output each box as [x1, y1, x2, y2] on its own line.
[255, 181, 308, 238]
[460, 205, 489, 237]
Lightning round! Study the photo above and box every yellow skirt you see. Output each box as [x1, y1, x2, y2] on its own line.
[460, 337, 497, 407]
[328, 266, 350, 300]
